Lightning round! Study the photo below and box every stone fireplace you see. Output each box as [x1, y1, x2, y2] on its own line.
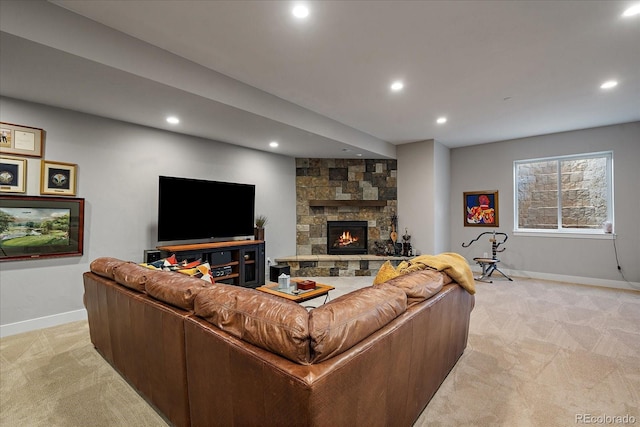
[295, 158, 398, 256]
[282, 158, 407, 277]
[327, 221, 368, 255]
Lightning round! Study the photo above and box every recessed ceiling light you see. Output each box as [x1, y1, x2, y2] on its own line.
[269, 141, 279, 148]
[622, 4, 640, 17]
[600, 80, 618, 89]
[292, 4, 309, 18]
[390, 81, 404, 92]
[166, 116, 180, 125]
[436, 117, 447, 124]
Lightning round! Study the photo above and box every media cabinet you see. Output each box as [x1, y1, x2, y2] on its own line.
[157, 240, 265, 288]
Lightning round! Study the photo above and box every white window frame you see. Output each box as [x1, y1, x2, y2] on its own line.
[513, 151, 614, 239]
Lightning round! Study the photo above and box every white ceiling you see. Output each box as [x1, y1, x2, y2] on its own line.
[1, 0, 639, 158]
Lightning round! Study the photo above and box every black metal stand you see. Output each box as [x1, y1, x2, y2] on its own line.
[462, 231, 513, 283]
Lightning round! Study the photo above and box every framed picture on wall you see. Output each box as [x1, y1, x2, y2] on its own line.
[0, 156, 27, 193]
[0, 195, 85, 261]
[464, 190, 499, 227]
[0, 122, 44, 158]
[41, 160, 77, 196]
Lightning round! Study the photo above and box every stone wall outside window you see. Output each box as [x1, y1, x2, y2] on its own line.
[517, 157, 608, 229]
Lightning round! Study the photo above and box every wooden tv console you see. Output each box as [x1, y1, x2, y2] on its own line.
[157, 240, 265, 288]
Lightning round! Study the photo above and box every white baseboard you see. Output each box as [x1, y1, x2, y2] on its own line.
[0, 309, 87, 338]
[471, 266, 640, 292]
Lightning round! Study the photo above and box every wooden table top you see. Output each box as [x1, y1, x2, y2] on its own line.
[256, 280, 335, 303]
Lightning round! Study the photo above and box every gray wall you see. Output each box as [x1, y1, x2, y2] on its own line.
[433, 140, 451, 254]
[397, 139, 450, 255]
[0, 97, 297, 332]
[2, 96, 637, 335]
[450, 122, 640, 288]
[398, 140, 434, 256]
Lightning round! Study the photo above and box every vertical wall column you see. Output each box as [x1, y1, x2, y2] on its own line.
[397, 140, 451, 256]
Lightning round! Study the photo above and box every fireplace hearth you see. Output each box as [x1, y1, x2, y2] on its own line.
[327, 221, 368, 255]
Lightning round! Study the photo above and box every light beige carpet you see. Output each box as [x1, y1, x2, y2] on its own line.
[416, 278, 640, 427]
[1, 277, 638, 426]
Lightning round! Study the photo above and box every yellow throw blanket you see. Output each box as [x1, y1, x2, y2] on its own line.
[373, 252, 476, 295]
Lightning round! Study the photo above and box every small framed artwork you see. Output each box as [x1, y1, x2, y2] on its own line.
[41, 160, 77, 196]
[0, 122, 44, 158]
[0, 195, 85, 261]
[464, 190, 499, 227]
[0, 156, 27, 193]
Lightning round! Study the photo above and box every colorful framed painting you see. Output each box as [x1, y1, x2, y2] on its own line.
[0, 195, 85, 261]
[0, 156, 27, 193]
[0, 122, 44, 158]
[464, 190, 499, 227]
[41, 160, 77, 196]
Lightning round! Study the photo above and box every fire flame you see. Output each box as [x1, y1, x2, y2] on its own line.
[338, 231, 359, 247]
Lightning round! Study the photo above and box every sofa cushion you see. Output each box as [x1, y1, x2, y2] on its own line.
[90, 257, 127, 280]
[145, 271, 212, 310]
[399, 253, 476, 294]
[309, 284, 407, 363]
[113, 262, 156, 292]
[379, 269, 444, 306]
[194, 286, 310, 364]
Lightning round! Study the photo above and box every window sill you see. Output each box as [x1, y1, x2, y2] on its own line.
[513, 230, 616, 239]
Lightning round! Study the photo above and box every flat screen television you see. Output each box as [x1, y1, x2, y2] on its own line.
[158, 176, 255, 242]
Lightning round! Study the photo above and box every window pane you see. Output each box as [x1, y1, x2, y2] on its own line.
[560, 157, 607, 229]
[517, 160, 558, 229]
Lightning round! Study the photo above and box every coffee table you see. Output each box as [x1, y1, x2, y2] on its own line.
[256, 280, 335, 304]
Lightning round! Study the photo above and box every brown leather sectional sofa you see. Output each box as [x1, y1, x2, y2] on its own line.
[83, 257, 475, 427]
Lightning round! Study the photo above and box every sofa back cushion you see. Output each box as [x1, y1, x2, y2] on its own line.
[379, 269, 444, 306]
[309, 284, 407, 363]
[90, 257, 126, 280]
[145, 271, 213, 310]
[194, 286, 311, 364]
[113, 262, 156, 292]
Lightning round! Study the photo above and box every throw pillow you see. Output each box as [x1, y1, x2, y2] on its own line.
[196, 262, 215, 284]
[372, 260, 400, 285]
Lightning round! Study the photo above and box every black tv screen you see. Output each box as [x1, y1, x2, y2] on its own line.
[158, 176, 255, 242]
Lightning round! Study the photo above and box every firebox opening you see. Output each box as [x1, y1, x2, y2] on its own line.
[327, 221, 368, 255]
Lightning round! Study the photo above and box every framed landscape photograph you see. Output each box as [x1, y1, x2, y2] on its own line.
[0, 156, 27, 193]
[0, 195, 85, 261]
[0, 122, 44, 158]
[41, 160, 77, 196]
[464, 190, 499, 227]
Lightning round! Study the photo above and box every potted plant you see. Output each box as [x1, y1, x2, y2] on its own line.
[254, 215, 268, 241]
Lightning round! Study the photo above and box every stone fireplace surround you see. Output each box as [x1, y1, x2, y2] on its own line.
[274, 158, 409, 277]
